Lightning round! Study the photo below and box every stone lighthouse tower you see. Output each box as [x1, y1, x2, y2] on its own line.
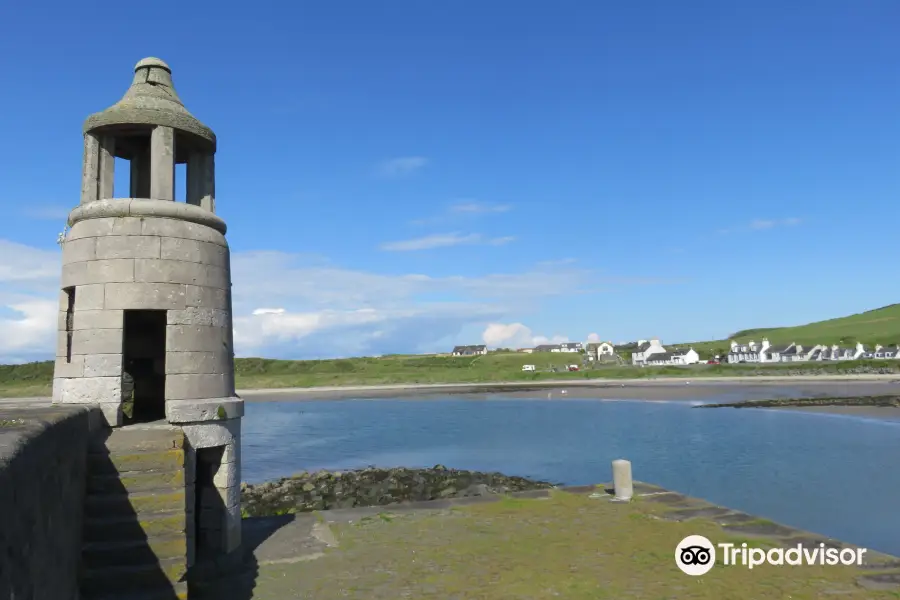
[53, 58, 243, 584]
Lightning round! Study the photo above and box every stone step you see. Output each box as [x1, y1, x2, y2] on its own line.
[88, 467, 185, 495]
[88, 448, 184, 476]
[83, 511, 186, 544]
[90, 425, 184, 455]
[82, 535, 187, 570]
[89, 581, 188, 600]
[80, 558, 187, 598]
[86, 489, 186, 518]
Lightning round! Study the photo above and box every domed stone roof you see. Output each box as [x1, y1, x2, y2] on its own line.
[83, 57, 215, 150]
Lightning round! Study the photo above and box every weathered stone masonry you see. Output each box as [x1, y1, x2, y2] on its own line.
[53, 215, 236, 424]
[50, 57, 244, 591]
[0, 406, 102, 600]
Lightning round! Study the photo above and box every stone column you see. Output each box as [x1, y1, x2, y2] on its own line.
[186, 152, 215, 212]
[201, 154, 215, 213]
[98, 135, 116, 199]
[130, 148, 151, 198]
[150, 126, 175, 200]
[81, 133, 100, 204]
[186, 151, 204, 206]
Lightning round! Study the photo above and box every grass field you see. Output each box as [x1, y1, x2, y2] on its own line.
[2, 351, 898, 398]
[676, 304, 900, 357]
[233, 489, 900, 599]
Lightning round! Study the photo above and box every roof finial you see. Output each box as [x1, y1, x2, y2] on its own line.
[134, 57, 170, 72]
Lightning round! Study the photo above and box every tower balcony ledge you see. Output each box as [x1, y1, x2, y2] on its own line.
[165, 397, 244, 424]
[68, 198, 226, 234]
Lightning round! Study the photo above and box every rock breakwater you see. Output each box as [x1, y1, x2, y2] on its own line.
[240, 465, 556, 517]
[698, 395, 900, 409]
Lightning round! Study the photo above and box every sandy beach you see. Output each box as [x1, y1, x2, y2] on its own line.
[6, 375, 900, 419]
[237, 375, 900, 420]
[237, 375, 900, 399]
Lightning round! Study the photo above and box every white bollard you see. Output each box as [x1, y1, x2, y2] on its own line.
[612, 459, 633, 501]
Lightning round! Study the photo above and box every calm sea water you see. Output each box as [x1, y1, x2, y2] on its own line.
[241, 395, 900, 557]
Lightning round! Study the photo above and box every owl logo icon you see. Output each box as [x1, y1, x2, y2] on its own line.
[676, 535, 716, 575]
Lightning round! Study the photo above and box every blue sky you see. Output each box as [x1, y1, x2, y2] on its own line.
[1, 1, 899, 361]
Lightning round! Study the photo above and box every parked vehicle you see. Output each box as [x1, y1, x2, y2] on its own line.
[567, 365, 580, 372]
[706, 360, 720, 365]
[522, 364, 536, 372]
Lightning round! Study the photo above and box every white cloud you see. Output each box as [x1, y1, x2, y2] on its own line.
[235, 304, 505, 358]
[411, 200, 513, 226]
[536, 258, 577, 267]
[749, 217, 801, 230]
[487, 236, 516, 246]
[481, 322, 569, 349]
[376, 156, 428, 178]
[0, 238, 679, 362]
[22, 206, 71, 221]
[587, 332, 601, 342]
[0, 240, 60, 283]
[252, 308, 286, 316]
[379, 232, 515, 251]
[0, 299, 58, 359]
[718, 218, 802, 235]
[449, 201, 512, 214]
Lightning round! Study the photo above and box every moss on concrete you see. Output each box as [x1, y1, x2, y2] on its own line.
[138, 512, 187, 538]
[90, 449, 184, 474]
[129, 490, 186, 515]
[91, 468, 185, 494]
[244, 490, 900, 599]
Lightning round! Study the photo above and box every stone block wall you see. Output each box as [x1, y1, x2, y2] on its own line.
[0, 406, 100, 600]
[53, 215, 236, 426]
[182, 417, 242, 566]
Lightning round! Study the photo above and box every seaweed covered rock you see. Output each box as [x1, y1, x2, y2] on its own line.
[241, 465, 555, 517]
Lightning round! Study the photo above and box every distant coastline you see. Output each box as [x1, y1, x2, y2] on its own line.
[238, 374, 900, 396]
[4, 354, 900, 399]
[6, 374, 900, 420]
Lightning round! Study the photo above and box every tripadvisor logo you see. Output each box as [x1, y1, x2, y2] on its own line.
[676, 535, 716, 576]
[675, 535, 868, 575]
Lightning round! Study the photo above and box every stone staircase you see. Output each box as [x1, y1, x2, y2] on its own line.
[81, 426, 189, 599]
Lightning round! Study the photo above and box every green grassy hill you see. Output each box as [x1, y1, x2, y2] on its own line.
[0, 352, 591, 397]
[3, 304, 900, 397]
[2, 350, 897, 398]
[680, 304, 900, 357]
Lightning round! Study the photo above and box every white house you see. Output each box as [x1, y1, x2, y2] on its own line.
[727, 339, 771, 364]
[802, 344, 828, 360]
[764, 343, 788, 362]
[534, 344, 561, 353]
[533, 342, 583, 353]
[874, 345, 900, 359]
[823, 344, 857, 361]
[451, 345, 487, 356]
[644, 348, 701, 366]
[830, 343, 865, 360]
[863, 344, 900, 358]
[759, 342, 811, 362]
[724, 340, 897, 362]
[632, 338, 666, 365]
[807, 345, 828, 361]
[585, 341, 615, 361]
[778, 344, 806, 362]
